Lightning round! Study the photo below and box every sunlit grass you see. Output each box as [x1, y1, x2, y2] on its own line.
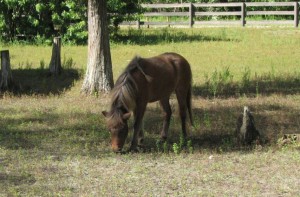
[2, 27, 300, 84]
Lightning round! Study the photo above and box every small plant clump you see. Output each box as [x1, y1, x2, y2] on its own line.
[187, 140, 193, 153]
[172, 143, 180, 155]
[205, 67, 233, 98]
[156, 140, 170, 153]
[156, 137, 194, 155]
[163, 141, 168, 153]
[39, 59, 45, 70]
[62, 55, 76, 69]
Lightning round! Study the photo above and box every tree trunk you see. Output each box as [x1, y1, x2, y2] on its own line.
[49, 37, 62, 75]
[81, 0, 114, 94]
[0, 50, 13, 90]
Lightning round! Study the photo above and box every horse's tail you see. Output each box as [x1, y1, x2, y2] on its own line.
[187, 84, 194, 126]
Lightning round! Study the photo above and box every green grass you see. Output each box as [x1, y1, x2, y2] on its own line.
[1, 27, 300, 196]
[3, 27, 300, 83]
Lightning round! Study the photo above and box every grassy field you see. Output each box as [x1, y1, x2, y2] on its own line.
[0, 27, 300, 196]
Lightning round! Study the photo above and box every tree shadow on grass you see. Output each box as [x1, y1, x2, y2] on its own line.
[1, 96, 299, 156]
[114, 29, 238, 45]
[0, 172, 36, 186]
[0, 106, 109, 152]
[0, 110, 104, 192]
[0, 68, 81, 96]
[138, 100, 300, 153]
[193, 75, 300, 98]
[0, 108, 59, 150]
[139, 107, 239, 152]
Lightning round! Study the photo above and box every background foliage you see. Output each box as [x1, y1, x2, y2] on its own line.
[0, 0, 296, 44]
[0, 0, 140, 44]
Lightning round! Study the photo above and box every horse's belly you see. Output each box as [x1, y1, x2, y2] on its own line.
[147, 80, 176, 102]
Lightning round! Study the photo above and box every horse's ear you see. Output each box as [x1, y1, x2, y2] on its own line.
[122, 112, 131, 120]
[102, 111, 109, 118]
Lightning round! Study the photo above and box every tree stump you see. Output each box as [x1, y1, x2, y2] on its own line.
[49, 37, 62, 75]
[236, 106, 260, 145]
[0, 50, 13, 90]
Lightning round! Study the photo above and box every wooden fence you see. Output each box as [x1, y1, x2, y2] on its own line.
[123, 2, 299, 28]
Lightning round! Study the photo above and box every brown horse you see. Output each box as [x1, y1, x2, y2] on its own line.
[102, 52, 193, 152]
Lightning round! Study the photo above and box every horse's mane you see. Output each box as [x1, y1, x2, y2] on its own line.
[106, 57, 140, 127]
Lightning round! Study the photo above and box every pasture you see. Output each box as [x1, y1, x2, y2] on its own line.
[0, 27, 300, 196]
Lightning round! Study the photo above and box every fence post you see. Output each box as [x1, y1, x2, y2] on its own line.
[189, 3, 194, 28]
[136, 19, 140, 29]
[49, 37, 62, 75]
[241, 2, 246, 27]
[146, 17, 149, 28]
[0, 50, 13, 90]
[294, 2, 299, 28]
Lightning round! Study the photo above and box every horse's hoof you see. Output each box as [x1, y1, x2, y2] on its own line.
[128, 147, 139, 153]
[137, 144, 147, 152]
[113, 150, 126, 154]
[138, 144, 145, 149]
[157, 137, 167, 144]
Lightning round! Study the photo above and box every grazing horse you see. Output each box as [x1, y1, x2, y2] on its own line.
[102, 52, 193, 152]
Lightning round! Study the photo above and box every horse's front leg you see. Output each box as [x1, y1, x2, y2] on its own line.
[129, 104, 147, 152]
[159, 98, 172, 141]
[138, 121, 144, 147]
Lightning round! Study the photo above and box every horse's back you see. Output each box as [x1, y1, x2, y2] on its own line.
[138, 53, 192, 102]
[161, 52, 192, 82]
[143, 52, 191, 80]
[155, 52, 192, 87]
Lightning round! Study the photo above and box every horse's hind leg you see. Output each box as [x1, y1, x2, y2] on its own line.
[159, 97, 172, 141]
[175, 89, 188, 139]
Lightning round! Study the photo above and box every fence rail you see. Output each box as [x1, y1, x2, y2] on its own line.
[123, 2, 299, 28]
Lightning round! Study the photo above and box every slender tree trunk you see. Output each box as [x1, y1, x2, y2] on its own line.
[0, 50, 13, 90]
[82, 0, 114, 94]
[49, 37, 62, 75]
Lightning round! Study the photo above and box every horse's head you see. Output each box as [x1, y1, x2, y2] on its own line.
[102, 110, 131, 152]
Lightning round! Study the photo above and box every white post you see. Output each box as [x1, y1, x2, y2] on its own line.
[294, 2, 299, 28]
